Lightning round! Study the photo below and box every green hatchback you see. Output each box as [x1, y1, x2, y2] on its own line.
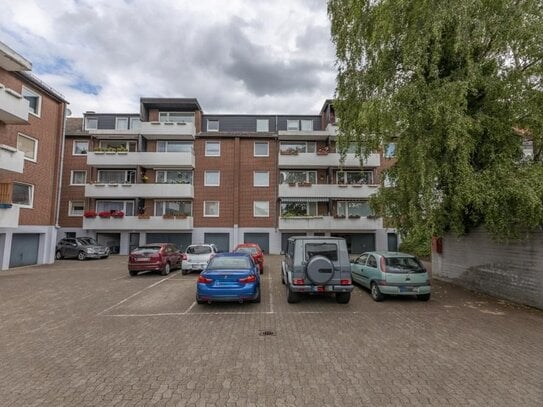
[350, 251, 431, 302]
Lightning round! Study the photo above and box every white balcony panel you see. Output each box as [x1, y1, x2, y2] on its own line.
[0, 205, 20, 228]
[278, 152, 380, 168]
[278, 216, 383, 231]
[140, 122, 195, 138]
[0, 86, 29, 124]
[87, 152, 195, 168]
[278, 184, 379, 199]
[0, 145, 25, 173]
[83, 216, 193, 231]
[85, 183, 194, 199]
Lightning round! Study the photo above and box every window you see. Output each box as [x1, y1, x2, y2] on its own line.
[22, 87, 41, 116]
[385, 143, 397, 158]
[69, 201, 85, 216]
[116, 117, 128, 130]
[12, 183, 33, 207]
[97, 170, 136, 184]
[71, 171, 87, 185]
[279, 141, 316, 154]
[96, 200, 134, 216]
[99, 140, 136, 152]
[286, 120, 299, 131]
[204, 201, 219, 217]
[73, 140, 89, 155]
[85, 117, 98, 130]
[253, 171, 269, 187]
[279, 171, 317, 184]
[205, 141, 220, 156]
[301, 120, 313, 131]
[305, 243, 338, 261]
[367, 255, 378, 268]
[159, 112, 194, 123]
[204, 170, 220, 186]
[155, 201, 192, 216]
[254, 201, 269, 217]
[280, 201, 317, 217]
[254, 141, 269, 157]
[130, 117, 141, 129]
[157, 140, 193, 153]
[256, 119, 269, 132]
[337, 170, 374, 185]
[337, 201, 372, 217]
[156, 170, 193, 184]
[17, 133, 37, 161]
[207, 120, 219, 132]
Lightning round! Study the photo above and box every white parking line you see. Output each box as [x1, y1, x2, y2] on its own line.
[183, 301, 197, 314]
[100, 310, 365, 317]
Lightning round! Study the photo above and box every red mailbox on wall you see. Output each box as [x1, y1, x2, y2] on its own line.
[432, 236, 443, 254]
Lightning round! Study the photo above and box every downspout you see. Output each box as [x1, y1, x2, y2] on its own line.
[54, 103, 68, 229]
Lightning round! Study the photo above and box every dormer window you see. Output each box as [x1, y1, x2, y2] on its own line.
[85, 117, 98, 130]
[116, 117, 128, 130]
[207, 120, 219, 132]
[159, 112, 194, 123]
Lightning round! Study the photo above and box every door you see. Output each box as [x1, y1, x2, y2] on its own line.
[281, 233, 305, 254]
[204, 233, 230, 253]
[351, 253, 369, 287]
[351, 233, 376, 254]
[387, 233, 398, 251]
[129, 233, 140, 253]
[10, 234, 39, 267]
[364, 254, 380, 283]
[146, 233, 192, 252]
[243, 233, 270, 254]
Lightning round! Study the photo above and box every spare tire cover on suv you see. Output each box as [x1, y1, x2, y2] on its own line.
[306, 255, 334, 284]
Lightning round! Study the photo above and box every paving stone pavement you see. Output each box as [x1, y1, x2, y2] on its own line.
[0, 255, 542, 406]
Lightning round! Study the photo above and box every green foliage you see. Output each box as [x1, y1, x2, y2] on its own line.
[328, 0, 543, 242]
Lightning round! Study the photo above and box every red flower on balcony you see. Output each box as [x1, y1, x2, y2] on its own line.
[111, 211, 125, 218]
[84, 210, 97, 218]
[98, 211, 111, 218]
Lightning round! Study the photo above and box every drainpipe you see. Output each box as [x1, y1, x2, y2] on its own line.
[54, 103, 68, 229]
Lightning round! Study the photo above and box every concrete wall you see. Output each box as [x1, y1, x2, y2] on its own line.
[432, 230, 543, 310]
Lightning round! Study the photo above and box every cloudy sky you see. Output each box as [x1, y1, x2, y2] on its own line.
[0, 0, 336, 116]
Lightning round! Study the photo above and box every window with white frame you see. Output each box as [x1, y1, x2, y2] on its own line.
[73, 140, 89, 155]
[254, 141, 269, 157]
[159, 112, 194, 123]
[205, 141, 220, 156]
[254, 201, 269, 217]
[69, 201, 85, 216]
[204, 170, 220, 186]
[12, 183, 33, 207]
[279, 170, 317, 184]
[256, 119, 269, 132]
[204, 201, 219, 217]
[156, 170, 193, 184]
[300, 119, 313, 131]
[385, 142, 397, 158]
[155, 201, 192, 216]
[157, 140, 193, 153]
[99, 140, 136, 152]
[85, 117, 98, 130]
[96, 200, 134, 215]
[253, 171, 269, 187]
[17, 133, 37, 161]
[207, 120, 219, 132]
[286, 120, 299, 131]
[22, 86, 41, 116]
[116, 117, 128, 130]
[279, 141, 316, 154]
[97, 170, 136, 184]
[337, 170, 374, 185]
[71, 171, 87, 185]
[336, 201, 372, 217]
[280, 201, 317, 217]
[130, 117, 141, 129]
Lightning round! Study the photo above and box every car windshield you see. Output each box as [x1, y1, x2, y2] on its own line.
[207, 257, 251, 270]
[385, 257, 425, 273]
[77, 237, 98, 245]
[235, 247, 258, 254]
[305, 243, 338, 261]
[187, 246, 212, 254]
[132, 246, 161, 254]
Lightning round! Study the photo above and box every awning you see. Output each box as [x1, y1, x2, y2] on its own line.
[280, 197, 330, 203]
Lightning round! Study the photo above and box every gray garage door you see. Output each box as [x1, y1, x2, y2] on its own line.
[332, 233, 375, 254]
[281, 232, 306, 254]
[146, 233, 192, 251]
[244, 233, 270, 254]
[10, 233, 39, 267]
[204, 233, 230, 253]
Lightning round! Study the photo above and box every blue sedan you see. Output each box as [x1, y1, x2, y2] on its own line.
[196, 253, 261, 304]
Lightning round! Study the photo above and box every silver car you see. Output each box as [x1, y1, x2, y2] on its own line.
[181, 244, 219, 275]
[55, 237, 110, 261]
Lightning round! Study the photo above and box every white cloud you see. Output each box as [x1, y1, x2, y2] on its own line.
[0, 0, 336, 116]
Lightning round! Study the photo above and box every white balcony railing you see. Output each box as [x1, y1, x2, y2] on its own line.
[87, 151, 195, 168]
[278, 152, 380, 168]
[278, 183, 379, 199]
[83, 215, 193, 231]
[140, 121, 195, 137]
[0, 85, 29, 124]
[0, 145, 25, 173]
[278, 215, 383, 230]
[85, 183, 194, 199]
[0, 205, 20, 228]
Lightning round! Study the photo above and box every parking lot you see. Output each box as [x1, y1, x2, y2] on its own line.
[0, 255, 542, 406]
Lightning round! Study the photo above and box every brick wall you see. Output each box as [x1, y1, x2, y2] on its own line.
[432, 229, 543, 309]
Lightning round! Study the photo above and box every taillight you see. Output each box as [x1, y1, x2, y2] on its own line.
[239, 275, 256, 283]
[340, 279, 351, 285]
[380, 256, 386, 272]
[197, 275, 212, 284]
[293, 278, 305, 285]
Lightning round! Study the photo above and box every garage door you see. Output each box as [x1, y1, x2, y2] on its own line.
[204, 233, 230, 253]
[244, 233, 270, 254]
[146, 233, 192, 251]
[10, 234, 39, 267]
[281, 232, 306, 254]
[332, 233, 375, 254]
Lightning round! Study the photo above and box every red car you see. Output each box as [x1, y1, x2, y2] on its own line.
[128, 243, 184, 276]
[233, 243, 264, 274]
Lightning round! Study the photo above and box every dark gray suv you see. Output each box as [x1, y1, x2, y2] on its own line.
[281, 236, 353, 304]
[56, 237, 110, 261]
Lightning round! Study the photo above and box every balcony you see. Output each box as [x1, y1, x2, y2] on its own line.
[0, 145, 25, 173]
[0, 85, 29, 124]
[83, 215, 193, 231]
[0, 183, 19, 228]
[278, 215, 383, 230]
[87, 151, 195, 168]
[85, 183, 194, 199]
[278, 183, 379, 199]
[278, 152, 380, 168]
[140, 121, 195, 138]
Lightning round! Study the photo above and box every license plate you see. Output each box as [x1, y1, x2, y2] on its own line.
[192, 264, 200, 269]
[313, 286, 325, 292]
[136, 258, 147, 262]
[400, 286, 417, 293]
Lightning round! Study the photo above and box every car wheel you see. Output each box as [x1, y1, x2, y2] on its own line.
[129, 270, 138, 277]
[77, 251, 86, 261]
[161, 262, 171, 276]
[336, 292, 351, 304]
[253, 286, 261, 303]
[181, 269, 189, 275]
[286, 285, 301, 304]
[417, 293, 431, 301]
[371, 282, 384, 302]
[55, 251, 63, 260]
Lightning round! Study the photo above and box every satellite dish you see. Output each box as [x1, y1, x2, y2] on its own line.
[66, 108, 72, 116]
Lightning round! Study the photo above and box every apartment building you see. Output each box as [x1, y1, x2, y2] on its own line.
[59, 97, 396, 255]
[0, 41, 68, 269]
